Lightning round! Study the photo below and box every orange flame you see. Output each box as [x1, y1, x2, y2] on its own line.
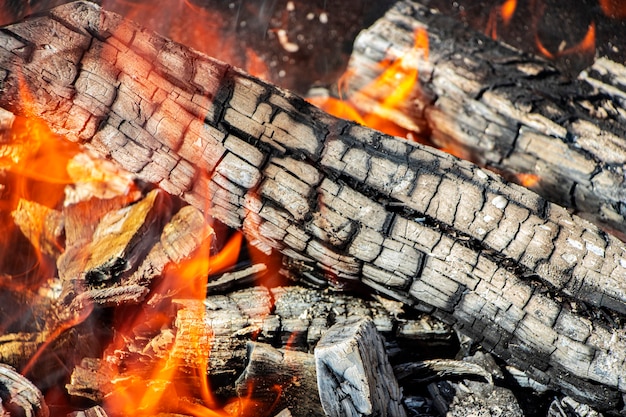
[486, 0, 518, 39]
[101, 228, 247, 416]
[599, 0, 626, 19]
[536, 21, 596, 59]
[308, 28, 428, 140]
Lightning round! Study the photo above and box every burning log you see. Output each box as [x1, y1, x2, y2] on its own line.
[2, 1, 626, 413]
[66, 284, 450, 407]
[331, 0, 626, 240]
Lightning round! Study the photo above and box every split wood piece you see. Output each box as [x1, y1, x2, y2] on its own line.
[2, 2, 626, 411]
[70, 203, 214, 308]
[0, 363, 49, 417]
[235, 342, 323, 417]
[62, 192, 141, 246]
[57, 189, 170, 289]
[11, 199, 63, 258]
[394, 359, 493, 385]
[206, 263, 268, 293]
[315, 316, 406, 417]
[340, 0, 626, 240]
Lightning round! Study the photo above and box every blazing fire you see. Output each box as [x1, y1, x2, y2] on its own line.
[307, 27, 429, 141]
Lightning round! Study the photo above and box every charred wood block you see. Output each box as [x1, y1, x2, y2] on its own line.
[235, 342, 323, 417]
[2, 2, 626, 412]
[315, 316, 406, 417]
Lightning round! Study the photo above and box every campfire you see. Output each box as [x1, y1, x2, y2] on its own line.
[2, 1, 626, 416]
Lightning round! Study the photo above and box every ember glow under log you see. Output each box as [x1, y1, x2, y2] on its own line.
[2, 1, 626, 414]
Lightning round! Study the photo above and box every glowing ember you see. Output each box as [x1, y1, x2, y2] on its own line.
[515, 172, 541, 188]
[308, 28, 428, 140]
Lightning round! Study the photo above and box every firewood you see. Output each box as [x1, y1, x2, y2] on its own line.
[315, 316, 406, 417]
[337, 0, 626, 240]
[235, 342, 323, 417]
[66, 285, 448, 405]
[11, 199, 63, 258]
[2, 1, 626, 412]
[58, 189, 170, 289]
[394, 359, 493, 385]
[0, 363, 49, 417]
[207, 263, 268, 292]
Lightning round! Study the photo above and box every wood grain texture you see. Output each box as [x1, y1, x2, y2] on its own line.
[1, 1, 626, 412]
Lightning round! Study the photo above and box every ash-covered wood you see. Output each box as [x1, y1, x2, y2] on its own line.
[235, 342, 322, 417]
[2, 1, 626, 413]
[0, 363, 49, 417]
[66, 285, 448, 409]
[315, 316, 406, 417]
[340, 0, 626, 241]
[432, 352, 525, 417]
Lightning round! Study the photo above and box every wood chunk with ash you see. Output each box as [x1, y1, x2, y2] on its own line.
[235, 342, 323, 417]
[315, 316, 406, 417]
[425, 352, 525, 417]
[0, 364, 49, 417]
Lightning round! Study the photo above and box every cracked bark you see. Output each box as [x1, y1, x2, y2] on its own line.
[1, 1, 626, 413]
[338, 0, 626, 241]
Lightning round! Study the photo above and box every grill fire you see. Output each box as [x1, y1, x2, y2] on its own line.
[2, 1, 626, 417]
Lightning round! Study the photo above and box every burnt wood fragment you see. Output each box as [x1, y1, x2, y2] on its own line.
[235, 342, 323, 417]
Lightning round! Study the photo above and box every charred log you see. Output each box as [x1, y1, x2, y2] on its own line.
[338, 0, 626, 241]
[2, 1, 626, 412]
